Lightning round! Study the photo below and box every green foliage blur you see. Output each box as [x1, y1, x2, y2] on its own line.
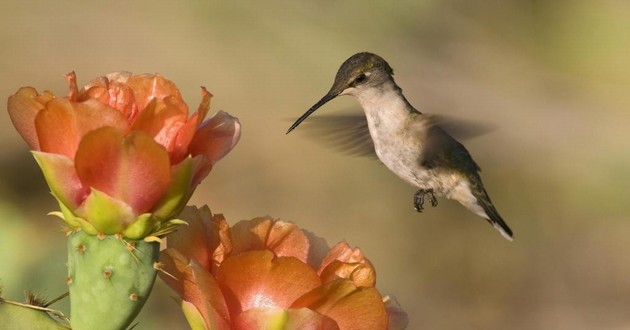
[1, 1, 628, 329]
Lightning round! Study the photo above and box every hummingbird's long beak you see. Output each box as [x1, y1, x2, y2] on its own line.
[286, 92, 338, 134]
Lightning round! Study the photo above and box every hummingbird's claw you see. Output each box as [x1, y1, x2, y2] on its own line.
[414, 189, 438, 212]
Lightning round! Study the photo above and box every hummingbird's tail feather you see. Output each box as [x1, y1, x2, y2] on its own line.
[476, 193, 514, 241]
[453, 178, 514, 241]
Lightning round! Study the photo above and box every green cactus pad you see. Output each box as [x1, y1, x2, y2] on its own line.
[67, 231, 159, 330]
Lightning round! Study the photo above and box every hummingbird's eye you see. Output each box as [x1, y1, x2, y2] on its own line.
[354, 73, 367, 84]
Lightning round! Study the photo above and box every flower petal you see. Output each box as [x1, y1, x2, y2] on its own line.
[34, 98, 128, 158]
[189, 111, 241, 183]
[291, 279, 388, 330]
[7, 87, 53, 150]
[232, 307, 340, 330]
[216, 250, 321, 315]
[318, 241, 376, 287]
[231, 217, 310, 262]
[74, 127, 171, 214]
[131, 97, 188, 156]
[80, 72, 139, 120]
[32, 151, 89, 210]
[166, 205, 232, 273]
[169, 87, 212, 164]
[383, 295, 409, 330]
[159, 248, 231, 330]
[125, 73, 184, 112]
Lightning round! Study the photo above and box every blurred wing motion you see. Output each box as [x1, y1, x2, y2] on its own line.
[291, 112, 377, 158]
[291, 108, 495, 159]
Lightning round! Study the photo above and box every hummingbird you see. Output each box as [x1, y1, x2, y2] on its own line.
[287, 52, 513, 241]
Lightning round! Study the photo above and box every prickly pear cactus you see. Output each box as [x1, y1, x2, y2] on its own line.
[67, 231, 159, 330]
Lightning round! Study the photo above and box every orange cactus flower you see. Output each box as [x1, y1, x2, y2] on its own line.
[7, 72, 240, 239]
[159, 206, 408, 330]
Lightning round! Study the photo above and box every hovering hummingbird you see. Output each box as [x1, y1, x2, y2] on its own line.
[287, 52, 513, 241]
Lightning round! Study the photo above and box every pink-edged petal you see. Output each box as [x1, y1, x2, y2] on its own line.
[125, 73, 184, 112]
[318, 241, 376, 287]
[74, 127, 171, 214]
[232, 307, 340, 330]
[189, 110, 241, 165]
[7, 87, 54, 150]
[383, 295, 409, 330]
[32, 151, 89, 210]
[130, 97, 188, 156]
[291, 279, 388, 330]
[216, 250, 321, 315]
[170, 87, 212, 164]
[159, 248, 231, 330]
[231, 217, 310, 262]
[166, 205, 232, 273]
[190, 155, 213, 188]
[34, 98, 128, 158]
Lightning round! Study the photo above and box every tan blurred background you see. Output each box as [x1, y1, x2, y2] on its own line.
[1, 1, 629, 329]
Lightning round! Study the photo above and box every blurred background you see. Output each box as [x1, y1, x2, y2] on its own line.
[1, 1, 629, 329]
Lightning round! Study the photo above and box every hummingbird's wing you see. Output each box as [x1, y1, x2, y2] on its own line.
[420, 124, 481, 173]
[291, 110, 492, 159]
[289, 113, 377, 158]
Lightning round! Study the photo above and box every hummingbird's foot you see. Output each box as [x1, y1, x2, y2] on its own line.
[413, 189, 438, 212]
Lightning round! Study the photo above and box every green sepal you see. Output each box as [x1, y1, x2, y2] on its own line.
[74, 188, 135, 235]
[180, 300, 207, 330]
[151, 218, 188, 237]
[122, 213, 158, 240]
[151, 157, 193, 220]
[49, 196, 98, 235]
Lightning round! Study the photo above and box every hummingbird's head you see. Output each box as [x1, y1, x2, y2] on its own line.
[331, 52, 394, 97]
[287, 52, 394, 134]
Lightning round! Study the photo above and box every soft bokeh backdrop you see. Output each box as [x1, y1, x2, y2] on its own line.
[1, 1, 629, 329]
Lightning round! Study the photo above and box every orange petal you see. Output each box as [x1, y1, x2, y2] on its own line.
[216, 250, 321, 315]
[166, 206, 232, 273]
[169, 87, 213, 164]
[130, 97, 188, 157]
[318, 241, 376, 287]
[7, 87, 54, 150]
[291, 279, 388, 330]
[81, 72, 139, 120]
[74, 127, 171, 214]
[159, 248, 231, 330]
[232, 307, 340, 330]
[125, 73, 183, 112]
[34, 98, 128, 159]
[231, 217, 310, 262]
